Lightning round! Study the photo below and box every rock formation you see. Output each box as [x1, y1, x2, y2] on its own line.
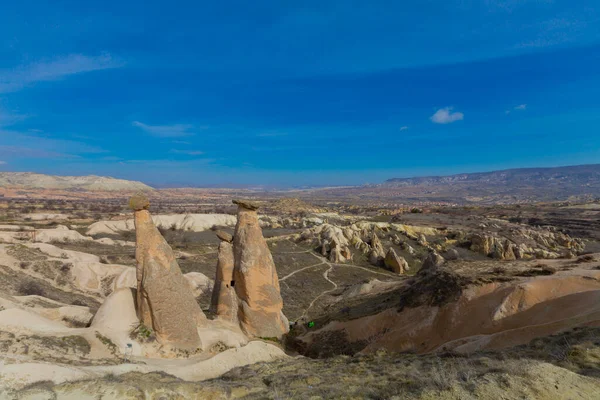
[368, 233, 386, 266]
[232, 200, 289, 338]
[468, 229, 584, 260]
[210, 231, 238, 323]
[130, 194, 206, 350]
[421, 251, 445, 271]
[384, 248, 409, 274]
[444, 248, 460, 260]
[306, 224, 354, 263]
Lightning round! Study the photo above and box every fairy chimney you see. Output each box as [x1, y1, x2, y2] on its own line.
[130, 194, 206, 349]
[209, 231, 238, 323]
[232, 199, 289, 338]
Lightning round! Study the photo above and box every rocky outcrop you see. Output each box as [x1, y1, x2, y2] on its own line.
[131, 194, 206, 350]
[300, 224, 354, 263]
[468, 227, 584, 261]
[210, 232, 238, 323]
[384, 248, 409, 274]
[444, 248, 460, 260]
[421, 251, 445, 271]
[368, 233, 386, 266]
[232, 200, 288, 338]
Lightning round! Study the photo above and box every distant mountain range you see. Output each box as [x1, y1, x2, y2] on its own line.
[1, 164, 600, 203]
[378, 164, 600, 203]
[384, 164, 600, 187]
[0, 172, 153, 192]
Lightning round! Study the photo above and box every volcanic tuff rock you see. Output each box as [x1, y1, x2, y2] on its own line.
[210, 234, 238, 323]
[384, 248, 409, 274]
[215, 230, 233, 243]
[131, 195, 207, 350]
[232, 200, 289, 338]
[368, 233, 386, 266]
[421, 251, 445, 271]
[301, 224, 354, 263]
[467, 228, 584, 260]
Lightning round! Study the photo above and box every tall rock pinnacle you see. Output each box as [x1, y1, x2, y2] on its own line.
[232, 199, 289, 338]
[210, 230, 238, 323]
[130, 193, 206, 349]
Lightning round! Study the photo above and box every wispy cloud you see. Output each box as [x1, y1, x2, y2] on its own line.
[0, 161, 7, 165]
[399, 126, 409, 131]
[0, 145, 75, 159]
[430, 107, 464, 124]
[506, 104, 527, 114]
[100, 156, 124, 161]
[132, 121, 196, 137]
[169, 149, 205, 156]
[0, 108, 27, 127]
[0, 53, 123, 93]
[0, 129, 105, 160]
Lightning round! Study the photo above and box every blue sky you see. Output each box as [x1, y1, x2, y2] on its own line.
[0, 1, 599, 187]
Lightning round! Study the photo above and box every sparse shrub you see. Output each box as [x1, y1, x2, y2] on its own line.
[19, 261, 30, 269]
[60, 263, 73, 273]
[517, 265, 557, 277]
[101, 275, 116, 297]
[209, 341, 229, 353]
[120, 230, 135, 241]
[492, 266, 506, 275]
[129, 323, 156, 343]
[576, 255, 595, 263]
[17, 280, 45, 296]
[95, 332, 118, 356]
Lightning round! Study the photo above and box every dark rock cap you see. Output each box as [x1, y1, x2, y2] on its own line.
[216, 230, 233, 243]
[129, 193, 150, 211]
[232, 199, 260, 211]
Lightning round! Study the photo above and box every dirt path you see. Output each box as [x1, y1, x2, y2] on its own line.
[295, 263, 338, 323]
[279, 262, 327, 281]
[275, 237, 401, 323]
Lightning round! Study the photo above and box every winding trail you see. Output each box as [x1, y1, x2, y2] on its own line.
[279, 262, 327, 281]
[274, 237, 403, 323]
[296, 263, 338, 323]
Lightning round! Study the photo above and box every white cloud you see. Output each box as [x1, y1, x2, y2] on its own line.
[132, 121, 195, 137]
[169, 149, 205, 156]
[0, 53, 123, 93]
[514, 104, 527, 110]
[0, 161, 6, 165]
[430, 107, 464, 124]
[399, 126, 409, 131]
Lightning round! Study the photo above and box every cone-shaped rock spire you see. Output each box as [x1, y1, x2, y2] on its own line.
[232, 199, 288, 338]
[130, 193, 206, 349]
[209, 231, 238, 323]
